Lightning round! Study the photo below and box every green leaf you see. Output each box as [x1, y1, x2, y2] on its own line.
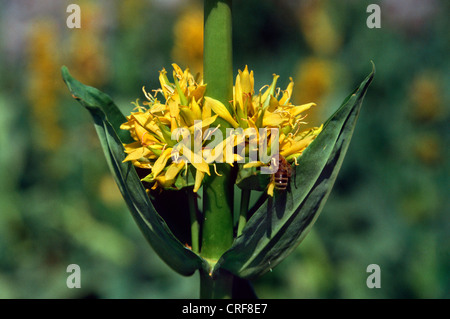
[215, 65, 375, 279]
[235, 164, 270, 192]
[61, 66, 204, 276]
[61, 66, 133, 145]
[174, 165, 196, 189]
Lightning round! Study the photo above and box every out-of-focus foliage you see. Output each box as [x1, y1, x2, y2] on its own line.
[0, 0, 448, 298]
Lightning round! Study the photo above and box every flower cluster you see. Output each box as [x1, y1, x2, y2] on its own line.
[121, 64, 322, 195]
[120, 64, 218, 192]
[218, 66, 323, 195]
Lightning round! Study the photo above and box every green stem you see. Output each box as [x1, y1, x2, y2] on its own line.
[200, 164, 234, 261]
[188, 191, 200, 254]
[200, 269, 234, 299]
[200, 0, 234, 261]
[237, 189, 250, 237]
[203, 0, 233, 112]
[200, 0, 235, 298]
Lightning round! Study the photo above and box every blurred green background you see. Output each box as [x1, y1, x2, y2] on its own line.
[0, 0, 448, 298]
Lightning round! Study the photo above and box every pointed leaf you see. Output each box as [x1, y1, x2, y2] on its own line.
[61, 66, 133, 144]
[62, 67, 204, 276]
[215, 66, 375, 279]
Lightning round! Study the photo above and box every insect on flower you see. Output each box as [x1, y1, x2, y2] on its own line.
[272, 155, 292, 191]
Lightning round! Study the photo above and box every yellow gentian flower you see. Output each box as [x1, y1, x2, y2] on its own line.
[121, 64, 236, 193]
[121, 64, 322, 196]
[232, 66, 323, 196]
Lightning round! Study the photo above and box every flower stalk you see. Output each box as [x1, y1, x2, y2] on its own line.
[200, 0, 235, 298]
[200, 269, 234, 299]
[203, 0, 233, 112]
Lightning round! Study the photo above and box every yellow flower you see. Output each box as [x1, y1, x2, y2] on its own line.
[172, 5, 204, 74]
[233, 66, 323, 196]
[121, 64, 322, 196]
[27, 21, 63, 151]
[121, 64, 236, 193]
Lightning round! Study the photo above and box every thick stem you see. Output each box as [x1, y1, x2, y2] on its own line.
[203, 0, 233, 111]
[200, 164, 234, 261]
[200, 0, 235, 298]
[200, 269, 234, 299]
[200, 0, 234, 262]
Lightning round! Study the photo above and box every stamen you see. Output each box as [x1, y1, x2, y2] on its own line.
[142, 86, 154, 102]
[259, 85, 269, 94]
[140, 131, 149, 146]
[152, 88, 163, 98]
[163, 84, 175, 95]
[213, 163, 222, 176]
[274, 109, 291, 117]
[132, 100, 145, 112]
[203, 124, 221, 142]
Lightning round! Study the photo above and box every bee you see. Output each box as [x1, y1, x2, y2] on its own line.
[272, 156, 292, 191]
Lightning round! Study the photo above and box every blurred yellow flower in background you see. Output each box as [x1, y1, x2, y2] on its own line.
[172, 4, 204, 74]
[410, 71, 444, 122]
[67, 1, 108, 88]
[293, 0, 343, 128]
[297, 0, 342, 57]
[119, 0, 149, 29]
[413, 133, 442, 166]
[293, 57, 337, 127]
[26, 21, 63, 151]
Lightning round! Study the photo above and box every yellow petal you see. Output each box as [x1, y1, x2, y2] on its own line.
[243, 161, 265, 169]
[181, 147, 210, 175]
[123, 147, 151, 162]
[133, 161, 152, 169]
[179, 106, 196, 127]
[149, 102, 167, 114]
[170, 117, 178, 132]
[261, 74, 279, 107]
[152, 148, 172, 177]
[280, 138, 312, 157]
[267, 95, 280, 112]
[204, 97, 239, 128]
[279, 78, 294, 105]
[190, 85, 206, 102]
[164, 161, 185, 181]
[289, 103, 316, 117]
[262, 111, 289, 127]
[155, 175, 168, 187]
[193, 170, 205, 193]
[267, 180, 275, 197]
[234, 75, 243, 110]
[202, 97, 212, 120]
[159, 68, 172, 100]
[238, 66, 254, 95]
[191, 98, 202, 119]
[172, 63, 184, 79]
[123, 141, 142, 153]
[135, 123, 155, 146]
[189, 115, 218, 134]
[131, 112, 151, 128]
